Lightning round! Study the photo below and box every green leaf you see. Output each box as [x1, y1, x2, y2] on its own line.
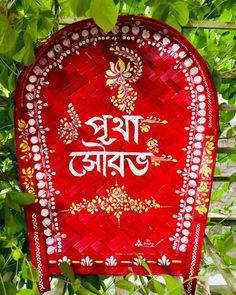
[81, 275, 100, 290]
[148, 278, 165, 294]
[138, 256, 153, 275]
[221, 182, 230, 192]
[21, 260, 28, 280]
[211, 189, 224, 201]
[5, 208, 24, 235]
[98, 274, 109, 282]
[214, 166, 221, 176]
[145, 0, 155, 6]
[0, 61, 9, 89]
[212, 69, 222, 91]
[12, 248, 23, 261]
[0, 14, 18, 54]
[31, 265, 39, 282]
[60, 262, 75, 282]
[4, 282, 17, 295]
[0, 255, 5, 268]
[8, 71, 17, 92]
[82, 282, 101, 295]
[6, 191, 35, 206]
[70, 0, 91, 16]
[229, 172, 236, 184]
[152, 2, 169, 21]
[166, 14, 181, 31]
[162, 274, 181, 295]
[77, 287, 98, 295]
[213, 288, 234, 295]
[18, 289, 35, 295]
[5, 196, 21, 212]
[26, 19, 38, 42]
[91, 0, 118, 32]
[170, 1, 189, 26]
[0, 110, 12, 130]
[211, 182, 229, 202]
[115, 279, 135, 291]
[21, 260, 39, 282]
[23, 32, 35, 65]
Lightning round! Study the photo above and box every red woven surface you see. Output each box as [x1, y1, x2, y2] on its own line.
[14, 16, 218, 294]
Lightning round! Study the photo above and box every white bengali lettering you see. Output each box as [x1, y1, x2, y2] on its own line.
[69, 151, 153, 177]
[85, 115, 143, 145]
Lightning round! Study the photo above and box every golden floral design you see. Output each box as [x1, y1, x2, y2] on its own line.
[195, 182, 210, 215]
[147, 138, 159, 154]
[69, 183, 160, 221]
[195, 135, 215, 215]
[146, 138, 177, 167]
[200, 136, 214, 178]
[18, 119, 29, 139]
[22, 167, 35, 195]
[58, 103, 82, 144]
[18, 119, 32, 162]
[139, 116, 168, 133]
[105, 45, 143, 114]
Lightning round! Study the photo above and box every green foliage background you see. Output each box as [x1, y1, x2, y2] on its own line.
[0, 0, 235, 294]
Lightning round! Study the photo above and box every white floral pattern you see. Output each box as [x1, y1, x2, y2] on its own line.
[58, 256, 71, 265]
[105, 256, 117, 266]
[157, 255, 170, 266]
[81, 256, 93, 266]
[135, 239, 143, 247]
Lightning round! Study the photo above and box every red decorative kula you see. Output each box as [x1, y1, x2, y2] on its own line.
[14, 15, 218, 294]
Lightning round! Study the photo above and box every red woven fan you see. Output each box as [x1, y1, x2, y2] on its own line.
[14, 15, 218, 294]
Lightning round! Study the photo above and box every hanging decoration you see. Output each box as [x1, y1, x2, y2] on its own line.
[14, 16, 218, 294]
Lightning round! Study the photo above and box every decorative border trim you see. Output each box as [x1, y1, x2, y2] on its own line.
[186, 223, 201, 294]
[32, 213, 44, 290]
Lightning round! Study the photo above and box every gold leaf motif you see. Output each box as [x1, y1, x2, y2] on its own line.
[18, 119, 29, 139]
[58, 103, 82, 144]
[21, 167, 36, 195]
[195, 136, 215, 215]
[18, 119, 32, 162]
[139, 116, 168, 133]
[18, 119, 28, 131]
[69, 183, 160, 221]
[146, 138, 177, 166]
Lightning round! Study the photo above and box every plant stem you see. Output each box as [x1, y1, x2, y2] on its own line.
[139, 276, 149, 295]
[204, 235, 236, 294]
[217, 147, 236, 154]
[184, 20, 236, 30]
[24, 257, 34, 282]
[2, 254, 12, 270]
[0, 274, 7, 295]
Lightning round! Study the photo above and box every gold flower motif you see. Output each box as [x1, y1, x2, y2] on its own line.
[139, 122, 150, 133]
[20, 139, 30, 153]
[146, 138, 159, 153]
[195, 203, 208, 215]
[105, 46, 143, 114]
[197, 182, 209, 195]
[22, 167, 34, 178]
[205, 136, 214, 154]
